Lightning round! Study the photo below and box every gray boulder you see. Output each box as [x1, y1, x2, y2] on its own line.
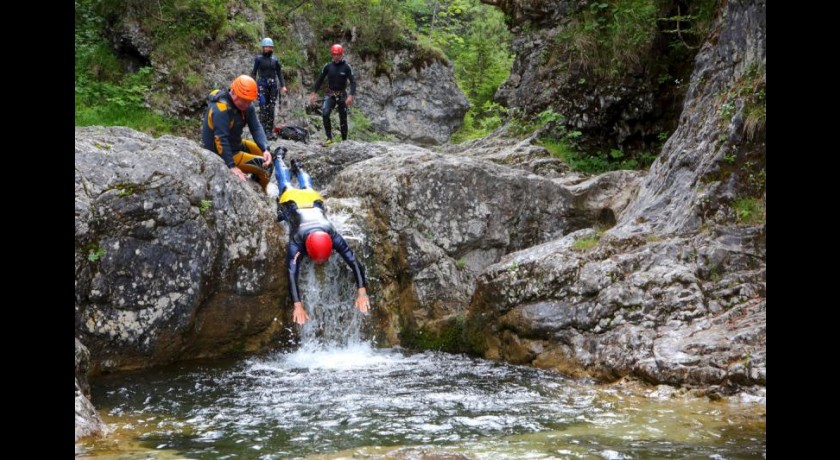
[75, 126, 287, 374]
[75, 338, 104, 441]
[352, 50, 469, 145]
[465, 228, 766, 389]
[329, 146, 639, 346]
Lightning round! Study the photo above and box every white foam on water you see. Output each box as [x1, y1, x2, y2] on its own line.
[283, 341, 395, 370]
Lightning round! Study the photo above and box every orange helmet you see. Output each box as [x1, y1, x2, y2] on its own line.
[330, 44, 344, 55]
[230, 75, 258, 101]
[305, 231, 333, 263]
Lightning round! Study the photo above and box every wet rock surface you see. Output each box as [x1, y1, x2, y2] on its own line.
[75, 126, 287, 374]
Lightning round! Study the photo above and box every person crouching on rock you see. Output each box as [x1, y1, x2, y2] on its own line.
[201, 75, 273, 190]
[272, 147, 370, 325]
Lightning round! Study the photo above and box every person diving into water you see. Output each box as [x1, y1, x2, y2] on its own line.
[273, 148, 370, 325]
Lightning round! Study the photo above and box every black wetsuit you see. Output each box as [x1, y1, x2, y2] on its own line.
[311, 60, 357, 140]
[252, 52, 286, 137]
[275, 165, 366, 303]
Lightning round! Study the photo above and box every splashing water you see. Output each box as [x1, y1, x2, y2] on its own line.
[79, 349, 765, 459]
[295, 200, 367, 347]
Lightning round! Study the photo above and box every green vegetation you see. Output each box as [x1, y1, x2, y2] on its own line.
[87, 245, 106, 262]
[452, 101, 508, 143]
[348, 110, 396, 142]
[717, 62, 766, 140]
[743, 97, 766, 141]
[532, 0, 719, 172]
[505, 108, 565, 137]
[572, 234, 600, 251]
[733, 197, 765, 226]
[543, 141, 657, 174]
[406, 0, 514, 142]
[75, 0, 721, 168]
[75, 0, 193, 136]
[538, 110, 656, 174]
[295, 0, 415, 61]
[554, 0, 717, 76]
[719, 100, 736, 121]
[711, 62, 765, 218]
[739, 64, 767, 141]
[75, 0, 485, 138]
[199, 199, 213, 214]
[455, 257, 467, 270]
[400, 315, 468, 353]
[745, 162, 766, 193]
[96, 0, 232, 97]
[115, 184, 137, 198]
[556, 0, 659, 74]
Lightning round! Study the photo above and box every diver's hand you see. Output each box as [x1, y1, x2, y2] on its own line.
[355, 287, 370, 314]
[292, 302, 309, 325]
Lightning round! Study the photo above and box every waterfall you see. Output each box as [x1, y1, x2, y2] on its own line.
[292, 199, 368, 350]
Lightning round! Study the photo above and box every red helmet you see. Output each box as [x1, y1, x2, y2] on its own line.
[330, 44, 344, 55]
[305, 231, 333, 263]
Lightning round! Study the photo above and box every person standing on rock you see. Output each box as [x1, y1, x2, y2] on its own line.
[252, 37, 288, 140]
[272, 148, 369, 325]
[308, 44, 356, 145]
[201, 75, 274, 190]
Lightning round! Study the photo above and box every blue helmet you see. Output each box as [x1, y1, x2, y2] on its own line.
[261, 37, 274, 47]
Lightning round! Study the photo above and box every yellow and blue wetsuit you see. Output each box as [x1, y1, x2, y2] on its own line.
[200, 89, 273, 189]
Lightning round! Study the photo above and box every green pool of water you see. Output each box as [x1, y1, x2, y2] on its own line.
[76, 343, 765, 459]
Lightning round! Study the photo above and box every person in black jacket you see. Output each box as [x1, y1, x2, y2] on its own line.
[252, 37, 288, 140]
[308, 44, 357, 145]
[272, 149, 369, 325]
